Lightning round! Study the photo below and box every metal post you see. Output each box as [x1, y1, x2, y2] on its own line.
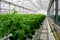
[0, 0, 1, 14]
[22, 1, 24, 13]
[55, 0, 58, 23]
[9, 3, 10, 13]
[19, 7, 20, 13]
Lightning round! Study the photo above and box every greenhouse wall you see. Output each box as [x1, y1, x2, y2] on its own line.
[47, 0, 60, 25]
[47, 0, 55, 21]
[58, 0, 60, 24]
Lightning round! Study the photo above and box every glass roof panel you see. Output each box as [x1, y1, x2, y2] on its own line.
[5, 0, 49, 10]
[2, 0, 50, 14]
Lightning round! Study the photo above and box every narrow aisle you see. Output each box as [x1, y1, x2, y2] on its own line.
[47, 18, 55, 40]
[32, 18, 55, 40]
[40, 18, 55, 40]
[40, 18, 48, 40]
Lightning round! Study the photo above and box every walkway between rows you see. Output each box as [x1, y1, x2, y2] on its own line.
[32, 18, 55, 40]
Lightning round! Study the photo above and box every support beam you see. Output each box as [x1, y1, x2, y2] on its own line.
[27, 0, 41, 10]
[0, 0, 1, 13]
[1, 0, 37, 12]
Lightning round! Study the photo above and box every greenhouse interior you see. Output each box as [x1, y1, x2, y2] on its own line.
[0, 0, 60, 40]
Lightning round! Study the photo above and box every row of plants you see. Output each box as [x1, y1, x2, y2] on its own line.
[0, 11, 46, 40]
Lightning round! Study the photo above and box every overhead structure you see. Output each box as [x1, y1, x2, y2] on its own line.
[0, 0, 50, 14]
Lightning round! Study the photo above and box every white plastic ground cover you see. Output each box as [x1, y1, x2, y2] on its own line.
[32, 26, 43, 40]
[0, 33, 12, 40]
